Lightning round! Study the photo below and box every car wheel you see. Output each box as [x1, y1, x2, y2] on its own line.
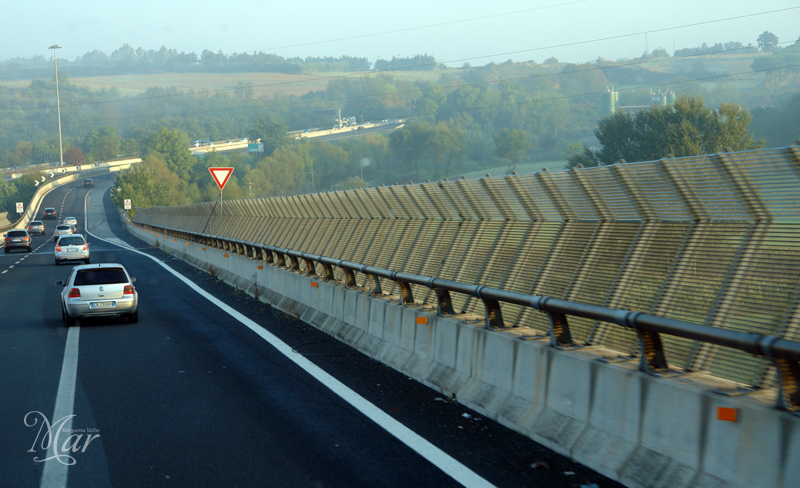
[3, 248, 7, 254]
[128, 308, 139, 324]
[84, 257, 90, 264]
[55, 259, 60, 266]
[27, 246, 32, 252]
[61, 304, 66, 322]
[65, 311, 75, 327]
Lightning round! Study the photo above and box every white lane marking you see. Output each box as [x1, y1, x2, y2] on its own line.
[39, 326, 80, 488]
[86, 233, 495, 487]
[1, 270, 6, 274]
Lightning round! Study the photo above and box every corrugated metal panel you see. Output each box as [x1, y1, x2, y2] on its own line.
[131, 145, 800, 388]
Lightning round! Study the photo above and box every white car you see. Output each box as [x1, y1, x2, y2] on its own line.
[55, 234, 90, 265]
[53, 224, 73, 242]
[63, 216, 78, 227]
[56, 263, 139, 326]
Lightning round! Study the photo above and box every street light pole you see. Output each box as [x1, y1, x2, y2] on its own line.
[49, 45, 64, 166]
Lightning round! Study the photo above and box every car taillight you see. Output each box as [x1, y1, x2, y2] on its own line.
[82, 244, 87, 251]
[23, 237, 29, 241]
[4, 238, 9, 243]
[56, 245, 61, 251]
[68, 288, 81, 298]
[123, 285, 134, 296]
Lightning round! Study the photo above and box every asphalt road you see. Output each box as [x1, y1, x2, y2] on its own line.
[0, 175, 622, 488]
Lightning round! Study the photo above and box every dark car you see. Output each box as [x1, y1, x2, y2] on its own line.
[4, 229, 32, 253]
[83, 178, 94, 188]
[43, 207, 57, 220]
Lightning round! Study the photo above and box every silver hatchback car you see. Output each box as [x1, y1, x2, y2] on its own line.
[55, 234, 90, 265]
[56, 263, 138, 326]
[53, 224, 73, 242]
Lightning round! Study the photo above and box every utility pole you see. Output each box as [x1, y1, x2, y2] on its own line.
[49, 45, 64, 166]
[246, 178, 252, 198]
[309, 168, 316, 192]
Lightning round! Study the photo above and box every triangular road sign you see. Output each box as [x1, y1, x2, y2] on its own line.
[208, 167, 234, 190]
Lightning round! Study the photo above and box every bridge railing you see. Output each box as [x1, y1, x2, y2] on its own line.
[132, 218, 800, 411]
[131, 144, 800, 407]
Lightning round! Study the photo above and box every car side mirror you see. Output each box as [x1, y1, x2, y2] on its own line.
[131, 277, 136, 283]
[55, 280, 64, 286]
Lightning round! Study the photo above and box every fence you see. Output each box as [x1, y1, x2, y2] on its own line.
[134, 144, 800, 396]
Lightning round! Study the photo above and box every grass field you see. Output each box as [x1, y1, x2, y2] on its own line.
[458, 160, 565, 180]
[0, 69, 458, 98]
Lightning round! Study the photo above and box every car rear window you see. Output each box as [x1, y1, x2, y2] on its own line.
[56, 225, 71, 230]
[7, 230, 26, 237]
[74, 268, 128, 286]
[31, 221, 43, 225]
[59, 237, 85, 246]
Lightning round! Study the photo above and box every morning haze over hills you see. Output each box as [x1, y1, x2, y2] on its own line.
[0, 30, 797, 214]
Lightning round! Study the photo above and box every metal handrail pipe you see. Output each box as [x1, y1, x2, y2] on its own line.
[633, 313, 800, 360]
[363, 266, 394, 280]
[429, 278, 482, 297]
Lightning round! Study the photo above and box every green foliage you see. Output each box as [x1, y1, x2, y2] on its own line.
[143, 127, 194, 179]
[750, 94, 800, 148]
[247, 114, 291, 157]
[112, 157, 176, 217]
[493, 128, 531, 172]
[594, 95, 764, 164]
[389, 121, 432, 180]
[564, 143, 601, 169]
[757, 31, 779, 52]
[83, 126, 120, 162]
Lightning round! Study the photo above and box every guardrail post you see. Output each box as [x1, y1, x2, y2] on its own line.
[322, 263, 335, 281]
[367, 274, 382, 295]
[303, 258, 317, 276]
[276, 252, 286, 268]
[482, 297, 504, 329]
[289, 255, 300, 271]
[434, 288, 455, 315]
[265, 250, 274, 264]
[343, 268, 357, 288]
[547, 310, 573, 348]
[774, 358, 800, 410]
[397, 281, 414, 304]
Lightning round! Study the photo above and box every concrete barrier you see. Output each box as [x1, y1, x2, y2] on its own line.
[124, 218, 800, 488]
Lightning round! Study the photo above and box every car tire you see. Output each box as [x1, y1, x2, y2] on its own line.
[61, 304, 66, 322]
[84, 257, 90, 264]
[3, 248, 7, 254]
[27, 246, 32, 252]
[55, 259, 60, 266]
[65, 311, 75, 327]
[128, 308, 139, 324]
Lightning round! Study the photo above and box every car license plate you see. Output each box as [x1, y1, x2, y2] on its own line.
[90, 301, 115, 309]
[13, 238, 20, 242]
[68, 247, 77, 252]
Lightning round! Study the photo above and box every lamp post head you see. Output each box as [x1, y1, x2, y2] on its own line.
[49, 44, 61, 50]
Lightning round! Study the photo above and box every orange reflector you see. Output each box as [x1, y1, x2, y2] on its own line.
[156, 233, 160, 236]
[717, 407, 738, 422]
[416, 316, 428, 325]
[257, 265, 263, 269]
[311, 282, 318, 288]
[174, 238, 177, 241]
[202, 247, 206, 251]
[223, 254, 229, 258]
[186, 242, 190, 246]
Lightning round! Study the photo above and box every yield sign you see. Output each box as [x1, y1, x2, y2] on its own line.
[208, 167, 234, 190]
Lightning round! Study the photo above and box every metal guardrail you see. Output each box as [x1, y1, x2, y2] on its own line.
[132, 144, 800, 401]
[132, 219, 800, 411]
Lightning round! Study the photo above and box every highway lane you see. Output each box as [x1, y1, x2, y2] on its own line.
[1, 177, 621, 488]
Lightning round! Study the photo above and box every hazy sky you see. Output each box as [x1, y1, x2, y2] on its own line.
[4, 1, 798, 66]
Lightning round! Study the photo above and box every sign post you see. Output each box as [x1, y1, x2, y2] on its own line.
[205, 167, 234, 233]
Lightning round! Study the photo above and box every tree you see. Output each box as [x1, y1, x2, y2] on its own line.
[594, 95, 764, 165]
[757, 31, 779, 52]
[428, 122, 464, 176]
[248, 114, 291, 157]
[83, 126, 120, 162]
[63, 147, 86, 165]
[492, 128, 531, 172]
[143, 127, 194, 179]
[389, 121, 431, 180]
